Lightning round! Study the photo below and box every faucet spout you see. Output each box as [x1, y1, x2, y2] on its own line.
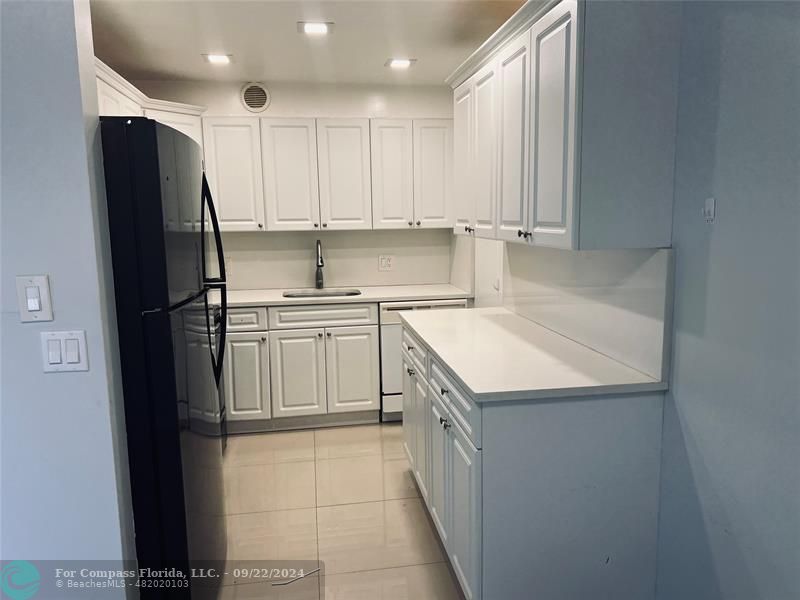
[315, 239, 324, 289]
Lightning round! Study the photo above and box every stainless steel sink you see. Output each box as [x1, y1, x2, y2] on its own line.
[282, 289, 362, 298]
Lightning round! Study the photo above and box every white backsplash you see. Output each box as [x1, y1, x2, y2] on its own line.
[223, 229, 453, 290]
[503, 244, 673, 380]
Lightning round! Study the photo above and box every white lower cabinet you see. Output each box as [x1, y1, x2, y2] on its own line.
[325, 325, 380, 413]
[270, 322, 380, 419]
[270, 328, 328, 418]
[403, 342, 481, 600]
[224, 332, 270, 421]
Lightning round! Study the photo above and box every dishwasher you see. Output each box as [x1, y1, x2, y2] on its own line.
[379, 298, 469, 421]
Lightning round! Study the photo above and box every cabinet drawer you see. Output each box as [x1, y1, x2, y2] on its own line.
[268, 303, 378, 330]
[227, 307, 268, 332]
[402, 327, 428, 376]
[430, 359, 481, 449]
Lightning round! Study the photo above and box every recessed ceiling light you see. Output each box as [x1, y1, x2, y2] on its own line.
[298, 22, 333, 35]
[386, 58, 416, 70]
[203, 54, 231, 65]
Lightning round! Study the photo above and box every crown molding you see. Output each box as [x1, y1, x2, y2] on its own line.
[94, 57, 206, 116]
[444, 0, 562, 88]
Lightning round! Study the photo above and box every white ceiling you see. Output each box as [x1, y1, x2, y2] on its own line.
[90, 0, 527, 86]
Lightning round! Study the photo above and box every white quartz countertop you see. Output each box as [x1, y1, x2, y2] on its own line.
[212, 284, 471, 308]
[400, 307, 666, 402]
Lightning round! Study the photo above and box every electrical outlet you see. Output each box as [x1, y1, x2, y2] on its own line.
[702, 197, 716, 224]
[379, 255, 394, 272]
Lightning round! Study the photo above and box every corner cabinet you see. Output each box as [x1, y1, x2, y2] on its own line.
[202, 117, 266, 231]
[316, 118, 373, 230]
[448, 0, 681, 249]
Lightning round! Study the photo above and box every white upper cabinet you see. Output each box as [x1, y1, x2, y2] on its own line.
[528, 2, 577, 249]
[413, 119, 453, 229]
[325, 325, 380, 413]
[453, 82, 475, 235]
[270, 328, 327, 418]
[496, 29, 532, 243]
[472, 61, 498, 239]
[96, 78, 142, 117]
[371, 119, 414, 229]
[224, 332, 271, 421]
[446, 0, 680, 250]
[144, 109, 203, 148]
[202, 117, 265, 232]
[317, 118, 372, 230]
[261, 118, 321, 231]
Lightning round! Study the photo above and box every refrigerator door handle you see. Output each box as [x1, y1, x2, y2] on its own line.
[201, 172, 226, 285]
[205, 283, 227, 387]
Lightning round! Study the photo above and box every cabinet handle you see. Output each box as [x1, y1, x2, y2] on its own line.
[407, 346, 414, 351]
[317, 332, 323, 338]
[314, 223, 319, 228]
[416, 220, 421, 226]
[440, 387, 448, 396]
[258, 223, 263, 229]
[440, 416, 451, 430]
[326, 332, 331, 337]
[525, 231, 532, 240]
[322, 223, 328, 228]
[408, 221, 413, 227]
[517, 229, 525, 238]
[407, 367, 415, 376]
[260, 336, 266, 342]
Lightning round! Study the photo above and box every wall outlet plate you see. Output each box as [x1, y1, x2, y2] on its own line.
[379, 255, 395, 272]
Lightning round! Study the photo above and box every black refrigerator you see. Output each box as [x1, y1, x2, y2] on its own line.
[101, 117, 228, 599]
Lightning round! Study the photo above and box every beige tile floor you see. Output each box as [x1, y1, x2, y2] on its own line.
[221, 423, 464, 600]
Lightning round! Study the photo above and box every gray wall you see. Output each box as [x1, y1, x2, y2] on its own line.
[656, 3, 800, 599]
[0, 0, 133, 569]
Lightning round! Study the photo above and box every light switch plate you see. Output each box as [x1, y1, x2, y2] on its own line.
[16, 275, 53, 322]
[40, 330, 88, 372]
[379, 255, 395, 272]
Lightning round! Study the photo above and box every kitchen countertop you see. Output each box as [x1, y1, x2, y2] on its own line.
[211, 284, 471, 308]
[400, 307, 666, 403]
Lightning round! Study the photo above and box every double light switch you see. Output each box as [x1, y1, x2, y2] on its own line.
[40, 331, 88, 372]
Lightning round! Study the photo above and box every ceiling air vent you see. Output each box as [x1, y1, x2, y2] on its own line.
[240, 82, 270, 113]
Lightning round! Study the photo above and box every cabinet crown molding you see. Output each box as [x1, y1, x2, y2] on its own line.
[445, 0, 561, 88]
[95, 57, 206, 116]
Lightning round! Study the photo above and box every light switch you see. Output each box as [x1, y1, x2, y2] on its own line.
[26, 286, 41, 312]
[40, 331, 88, 372]
[65, 338, 80, 364]
[47, 340, 62, 364]
[16, 275, 53, 322]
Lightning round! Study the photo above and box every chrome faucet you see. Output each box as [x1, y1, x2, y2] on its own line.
[315, 239, 324, 289]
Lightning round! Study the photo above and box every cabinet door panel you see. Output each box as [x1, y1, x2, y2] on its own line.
[530, 1, 578, 248]
[97, 78, 142, 117]
[261, 118, 321, 231]
[429, 388, 450, 547]
[472, 62, 498, 239]
[371, 119, 414, 229]
[449, 422, 482, 600]
[325, 325, 380, 413]
[413, 374, 430, 502]
[224, 332, 270, 421]
[402, 354, 416, 468]
[496, 30, 532, 243]
[453, 81, 474, 235]
[270, 329, 327, 418]
[317, 118, 372, 230]
[414, 119, 453, 229]
[202, 118, 265, 231]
